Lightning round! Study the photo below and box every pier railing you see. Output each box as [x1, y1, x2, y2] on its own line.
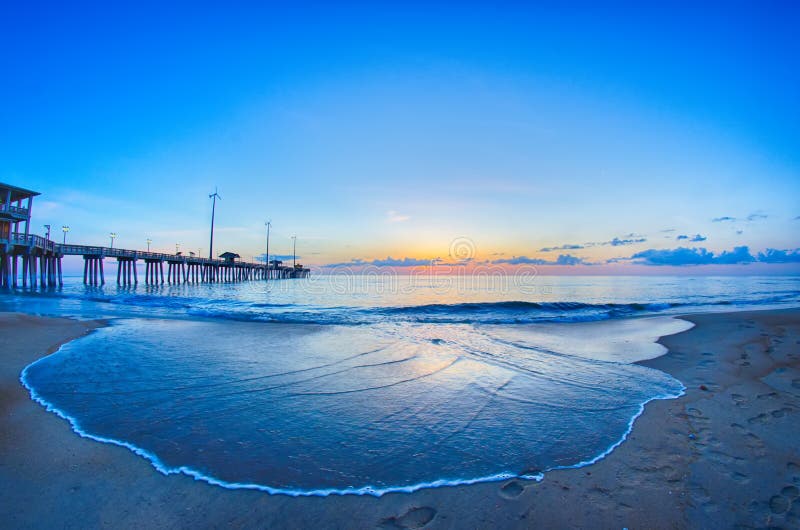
[3, 232, 310, 287]
[0, 204, 30, 217]
[56, 243, 269, 268]
[7, 233, 57, 253]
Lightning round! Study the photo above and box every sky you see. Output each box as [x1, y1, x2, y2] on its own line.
[2, 1, 799, 273]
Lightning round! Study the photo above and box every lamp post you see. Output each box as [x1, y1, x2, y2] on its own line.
[176, 243, 180, 254]
[61, 225, 70, 244]
[44, 225, 51, 240]
[291, 235, 297, 268]
[109, 232, 117, 248]
[146, 238, 152, 252]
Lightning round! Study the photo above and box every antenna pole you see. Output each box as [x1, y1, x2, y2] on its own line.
[209, 188, 221, 259]
[265, 221, 271, 267]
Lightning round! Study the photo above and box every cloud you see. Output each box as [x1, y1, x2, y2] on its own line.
[757, 248, 800, 263]
[712, 216, 736, 222]
[794, 216, 800, 221]
[256, 253, 299, 262]
[583, 236, 647, 247]
[630, 246, 755, 266]
[608, 237, 647, 246]
[493, 254, 587, 266]
[540, 243, 584, 252]
[736, 230, 743, 235]
[322, 256, 433, 267]
[660, 228, 676, 233]
[715, 246, 756, 264]
[386, 210, 410, 223]
[677, 233, 708, 242]
[747, 213, 768, 221]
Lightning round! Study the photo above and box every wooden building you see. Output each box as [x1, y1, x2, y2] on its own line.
[0, 183, 62, 288]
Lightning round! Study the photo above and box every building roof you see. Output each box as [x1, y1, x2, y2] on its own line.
[0, 182, 41, 202]
[219, 252, 241, 259]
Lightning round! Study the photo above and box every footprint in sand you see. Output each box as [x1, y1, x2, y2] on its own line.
[730, 393, 747, 406]
[770, 494, 790, 514]
[771, 407, 793, 418]
[766, 485, 800, 519]
[499, 480, 525, 499]
[788, 462, 800, 485]
[380, 507, 437, 529]
[747, 413, 770, 425]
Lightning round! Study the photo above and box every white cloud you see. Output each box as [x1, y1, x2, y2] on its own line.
[386, 210, 410, 223]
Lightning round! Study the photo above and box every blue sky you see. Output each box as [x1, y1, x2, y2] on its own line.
[2, 2, 799, 272]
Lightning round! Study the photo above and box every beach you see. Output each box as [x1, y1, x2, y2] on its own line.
[1, 309, 799, 529]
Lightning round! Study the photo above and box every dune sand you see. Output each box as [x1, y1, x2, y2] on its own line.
[1, 309, 799, 529]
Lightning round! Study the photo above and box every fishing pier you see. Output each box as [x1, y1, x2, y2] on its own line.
[0, 183, 310, 288]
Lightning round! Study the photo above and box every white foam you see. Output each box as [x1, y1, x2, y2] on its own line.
[483, 316, 695, 363]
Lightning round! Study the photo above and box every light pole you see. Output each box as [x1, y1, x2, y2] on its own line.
[62, 225, 70, 244]
[265, 220, 271, 267]
[291, 235, 297, 268]
[176, 243, 180, 254]
[146, 238, 152, 252]
[109, 232, 117, 248]
[208, 188, 221, 259]
[44, 225, 51, 240]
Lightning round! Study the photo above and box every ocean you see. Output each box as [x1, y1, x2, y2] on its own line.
[5, 274, 800, 496]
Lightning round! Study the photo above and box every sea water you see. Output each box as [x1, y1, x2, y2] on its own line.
[6, 274, 800, 495]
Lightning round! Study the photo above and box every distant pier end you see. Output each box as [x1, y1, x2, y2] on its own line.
[0, 182, 310, 288]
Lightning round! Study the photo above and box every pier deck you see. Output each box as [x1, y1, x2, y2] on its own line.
[1, 233, 309, 287]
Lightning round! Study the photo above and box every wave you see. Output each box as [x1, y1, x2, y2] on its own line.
[5, 285, 799, 326]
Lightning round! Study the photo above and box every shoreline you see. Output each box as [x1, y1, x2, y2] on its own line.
[2, 308, 799, 528]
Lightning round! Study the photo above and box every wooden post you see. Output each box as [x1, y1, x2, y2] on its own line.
[57, 257, 63, 286]
[22, 255, 28, 288]
[99, 258, 105, 285]
[83, 257, 88, 285]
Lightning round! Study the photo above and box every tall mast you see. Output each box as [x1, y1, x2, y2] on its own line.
[208, 188, 221, 259]
[265, 220, 271, 267]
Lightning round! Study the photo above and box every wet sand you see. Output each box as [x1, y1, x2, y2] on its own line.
[1, 309, 799, 529]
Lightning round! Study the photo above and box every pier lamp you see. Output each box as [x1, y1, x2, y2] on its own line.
[61, 225, 70, 244]
[176, 243, 180, 254]
[291, 235, 297, 268]
[44, 224, 51, 240]
[146, 238, 152, 251]
[110, 232, 117, 248]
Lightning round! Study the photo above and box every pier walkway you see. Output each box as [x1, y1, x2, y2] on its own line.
[1, 233, 310, 287]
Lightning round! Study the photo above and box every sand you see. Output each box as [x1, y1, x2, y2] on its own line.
[1, 309, 799, 529]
